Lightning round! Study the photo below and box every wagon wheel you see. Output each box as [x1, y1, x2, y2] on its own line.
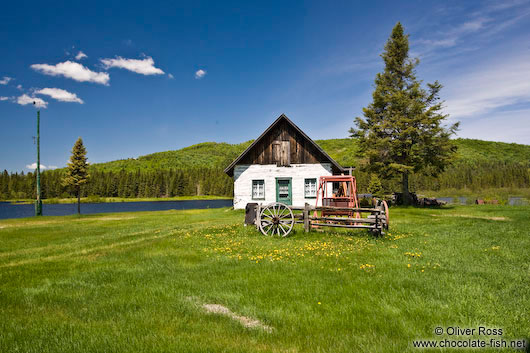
[373, 200, 390, 231]
[259, 202, 294, 237]
[380, 200, 389, 230]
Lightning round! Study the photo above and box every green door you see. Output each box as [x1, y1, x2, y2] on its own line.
[276, 178, 292, 205]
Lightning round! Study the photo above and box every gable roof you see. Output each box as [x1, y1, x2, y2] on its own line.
[224, 114, 344, 176]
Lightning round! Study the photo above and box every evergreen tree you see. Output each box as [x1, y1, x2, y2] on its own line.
[63, 137, 89, 214]
[367, 174, 384, 199]
[0, 170, 9, 199]
[350, 22, 459, 204]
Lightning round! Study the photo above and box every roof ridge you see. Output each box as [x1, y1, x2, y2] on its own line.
[224, 114, 344, 176]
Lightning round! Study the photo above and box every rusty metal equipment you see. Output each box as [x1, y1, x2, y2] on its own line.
[254, 175, 389, 237]
[315, 175, 360, 218]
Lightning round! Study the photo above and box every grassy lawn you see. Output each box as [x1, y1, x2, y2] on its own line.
[0, 206, 528, 352]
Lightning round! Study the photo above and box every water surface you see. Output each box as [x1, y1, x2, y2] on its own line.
[0, 199, 233, 220]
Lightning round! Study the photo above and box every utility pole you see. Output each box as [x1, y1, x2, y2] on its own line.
[35, 104, 42, 216]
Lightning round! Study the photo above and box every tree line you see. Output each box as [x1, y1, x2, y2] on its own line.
[0, 168, 233, 200]
[354, 160, 530, 194]
[1, 160, 528, 200]
[408, 160, 530, 191]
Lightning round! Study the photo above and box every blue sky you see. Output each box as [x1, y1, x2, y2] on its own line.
[1, 0, 529, 172]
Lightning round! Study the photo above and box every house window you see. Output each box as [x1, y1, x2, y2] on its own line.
[252, 180, 265, 199]
[304, 178, 317, 198]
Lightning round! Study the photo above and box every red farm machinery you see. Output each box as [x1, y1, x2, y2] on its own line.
[255, 175, 389, 237]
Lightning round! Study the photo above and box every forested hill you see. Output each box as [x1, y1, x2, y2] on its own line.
[2, 138, 529, 200]
[91, 138, 530, 172]
[91, 141, 253, 172]
[450, 139, 530, 163]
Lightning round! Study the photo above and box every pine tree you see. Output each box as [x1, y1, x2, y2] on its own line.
[367, 174, 384, 199]
[0, 170, 9, 198]
[350, 22, 459, 205]
[63, 137, 89, 214]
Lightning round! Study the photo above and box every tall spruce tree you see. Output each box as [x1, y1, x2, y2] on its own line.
[350, 22, 459, 205]
[63, 137, 89, 214]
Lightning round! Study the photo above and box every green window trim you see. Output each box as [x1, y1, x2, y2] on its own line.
[252, 179, 265, 200]
[275, 177, 292, 205]
[304, 178, 317, 198]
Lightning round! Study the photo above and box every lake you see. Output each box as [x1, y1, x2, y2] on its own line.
[0, 199, 233, 220]
[435, 197, 528, 205]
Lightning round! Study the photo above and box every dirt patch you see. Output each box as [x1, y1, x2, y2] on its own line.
[203, 303, 274, 332]
[430, 214, 508, 221]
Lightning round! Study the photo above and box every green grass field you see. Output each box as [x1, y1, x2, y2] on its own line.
[1, 206, 528, 352]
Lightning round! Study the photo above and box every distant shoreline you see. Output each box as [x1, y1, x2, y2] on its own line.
[2, 195, 233, 205]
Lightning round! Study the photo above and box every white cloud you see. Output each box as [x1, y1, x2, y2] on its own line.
[75, 51, 87, 60]
[16, 84, 23, 90]
[444, 52, 530, 118]
[16, 94, 48, 108]
[458, 18, 487, 32]
[48, 165, 58, 170]
[26, 163, 48, 170]
[457, 108, 530, 144]
[0, 96, 9, 101]
[484, 8, 530, 36]
[417, 18, 488, 50]
[35, 88, 84, 104]
[416, 3, 530, 55]
[168, 73, 174, 79]
[31, 61, 110, 85]
[100, 56, 164, 75]
[0, 76, 12, 85]
[486, 0, 528, 11]
[195, 69, 206, 79]
[416, 38, 457, 48]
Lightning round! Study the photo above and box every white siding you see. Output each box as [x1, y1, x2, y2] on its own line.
[233, 163, 333, 209]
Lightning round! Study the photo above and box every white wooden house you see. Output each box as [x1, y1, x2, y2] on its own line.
[224, 114, 344, 209]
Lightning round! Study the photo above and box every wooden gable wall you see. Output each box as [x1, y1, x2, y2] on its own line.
[238, 119, 329, 166]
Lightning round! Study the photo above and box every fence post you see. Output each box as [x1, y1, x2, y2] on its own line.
[256, 204, 261, 228]
[375, 211, 380, 236]
[304, 203, 310, 233]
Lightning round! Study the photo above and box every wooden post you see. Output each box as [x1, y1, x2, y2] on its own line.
[375, 211, 379, 236]
[303, 203, 310, 233]
[256, 204, 261, 228]
[35, 109, 42, 216]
